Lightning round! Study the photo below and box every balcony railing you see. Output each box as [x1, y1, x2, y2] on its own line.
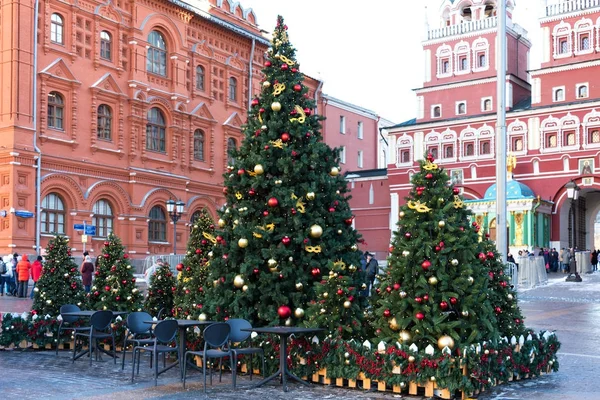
[546, 0, 600, 17]
[427, 17, 497, 40]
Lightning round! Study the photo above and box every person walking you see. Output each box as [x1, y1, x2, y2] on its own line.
[80, 255, 94, 293]
[591, 250, 598, 272]
[16, 254, 31, 298]
[0, 256, 11, 296]
[365, 252, 379, 296]
[560, 248, 570, 274]
[30, 256, 43, 299]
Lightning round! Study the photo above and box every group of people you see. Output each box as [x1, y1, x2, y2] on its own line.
[0, 253, 43, 298]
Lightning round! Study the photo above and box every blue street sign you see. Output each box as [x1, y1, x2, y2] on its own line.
[84, 225, 96, 235]
[15, 211, 35, 218]
[73, 224, 85, 230]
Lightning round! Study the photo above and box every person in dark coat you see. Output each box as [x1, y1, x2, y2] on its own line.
[591, 250, 598, 272]
[365, 252, 379, 296]
[80, 255, 94, 293]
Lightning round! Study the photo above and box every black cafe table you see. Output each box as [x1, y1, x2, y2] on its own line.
[63, 310, 128, 362]
[145, 319, 214, 379]
[241, 326, 325, 392]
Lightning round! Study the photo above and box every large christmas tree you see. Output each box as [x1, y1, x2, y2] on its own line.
[89, 232, 143, 312]
[31, 235, 87, 316]
[144, 263, 176, 318]
[204, 16, 365, 338]
[174, 209, 215, 320]
[372, 154, 500, 349]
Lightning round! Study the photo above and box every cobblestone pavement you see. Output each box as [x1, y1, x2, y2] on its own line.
[1, 272, 599, 400]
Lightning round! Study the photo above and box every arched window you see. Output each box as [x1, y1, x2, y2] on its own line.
[480, 141, 491, 155]
[554, 88, 565, 102]
[589, 130, 600, 144]
[227, 138, 236, 165]
[483, 99, 492, 111]
[51, 14, 64, 44]
[432, 106, 441, 118]
[464, 143, 474, 156]
[190, 210, 202, 226]
[148, 206, 166, 242]
[100, 31, 112, 60]
[92, 199, 113, 238]
[196, 66, 205, 91]
[41, 193, 65, 234]
[193, 129, 205, 161]
[147, 31, 167, 76]
[578, 85, 588, 98]
[228, 77, 237, 101]
[97, 104, 112, 140]
[48, 92, 64, 130]
[457, 102, 466, 114]
[146, 107, 166, 152]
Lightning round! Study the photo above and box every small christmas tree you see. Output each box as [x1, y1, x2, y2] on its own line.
[174, 209, 215, 320]
[31, 235, 87, 316]
[372, 154, 499, 350]
[89, 232, 143, 312]
[204, 16, 366, 339]
[144, 263, 176, 317]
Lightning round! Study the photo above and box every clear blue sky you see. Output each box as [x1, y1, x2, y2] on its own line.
[242, 0, 541, 123]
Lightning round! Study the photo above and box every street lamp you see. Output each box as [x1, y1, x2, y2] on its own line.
[166, 199, 185, 255]
[565, 181, 582, 282]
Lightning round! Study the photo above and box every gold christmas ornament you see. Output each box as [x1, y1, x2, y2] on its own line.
[428, 276, 439, 285]
[309, 224, 323, 238]
[330, 167, 340, 176]
[323, 292, 329, 298]
[389, 317, 399, 331]
[254, 164, 264, 175]
[295, 282, 303, 291]
[408, 356, 415, 363]
[262, 81, 271, 88]
[337, 229, 342, 235]
[507, 293, 513, 300]
[233, 275, 245, 288]
[343, 301, 351, 309]
[218, 219, 225, 228]
[351, 244, 358, 251]
[462, 310, 469, 317]
[349, 264, 357, 272]
[306, 192, 315, 200]
[267, 258, 278, 268]
[208, 251, 214, 259]
[399, 330, 411, 343]
[438, 220, 446, 228]
[213, 280, 219, 287]
[294, 308, 305, 318]
[271, 101, 282, 111]
[238, 238, 249, 248]
[285, 318, 292, 326]
[437, 335, 455, 350]
[467, 276, 474, 284]
[399, 291, 407, 298]
[451, 259, 459, 266]
[199, 313, 207, 321]
[399, 211, 405, 218]
[242, 285, 248, 292]
[430, 377, 436, 382]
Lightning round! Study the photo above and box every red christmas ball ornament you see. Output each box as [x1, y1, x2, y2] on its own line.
[195, 249, 202, 254]
[123, 254, 129, 259]
[439, 241, 445, 247]
[415, 297, 423, 303]
[348, 295, 354, 302]
[111, 266, 116, 272]
[201, 239, 208, 245]
[251, 98, 259, 107]
[249, 188, 256, 196]
[116, 296, 121, 301]
[435, 246, 441, 252]
[291, 150, 298, 157]
[478, 252, 487, 261]
[337, 289, 344, 296]
[277, 305, 292, 319]
[459, 226, 464, 231]
[237, 168, 245, 176]
[495, 307, 502, 314]
[423, 294, 429, 301]
[281, 63, 289, 71]
[389, 246, 394, 252]
[303, 238, 309, 244]
[426, 153, 435, 162]
[376, 288, 381, 294]
[186, 267, 191, 272]
[222, 187, 228, 194]
[344, 217, 354, 225]
[282, 236, 291, 245]
[393, 283, 401, 291]
[305, 132, 311, 138]
[329, 207, 335, 213]
[122, 280, 127, 285]
[293, 84, 302, 92]
[383, 309, 391, 318]
[291, 208, 297, 215]
[421, 260, 431, 270]
[281, 132, 290, 142]
[405, 232, 412, 239]
[94, 271, 99, 276]
[104, 241, 110, 246]
[453, 187, 460, 195]
[500, 281, 508, 287]
[515, 318, 521, 324]
[267, 197, 279, 207]
[104, 254, 109, 259]
[386, 286, 392, 293]
[94, 291, 99, 296]
[303, 107, 311, 116]
[291, 67, 298, 73]
[104, 285, 110, 291]
[487, 251, 495, 258]
[264, 60, 272, 67]
[425, 173, 433, 179]
[253, 268, 259, 275]
[489, 271, 495, 279]
[176, 263, 184, 271]
[440, 301, 449, 310]
[416, 312, 425, 320]
[450, 297, 458, 305]
[311, 268, 321, 278]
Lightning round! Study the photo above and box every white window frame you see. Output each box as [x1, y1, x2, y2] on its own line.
[576, 83, 589, 99]
[431, 104, 442, 119]
[472, 38, 490, 73]
[553, 21, 572, 59]
[454, 41, 470, 75]
[357, 121, 363, 139]
[395, 134, 413, 167]
[340, 116, 346, 134]
[340, 146, 346, 164]
[481, 97, 493, 112]
[574, 18, 594, 55]
[553, 86, 566, 102]
[357, 150, 363, 168]
[507, 119, 528, 156]
[436, 44, 453, 78]
[456, 101, 467, 115]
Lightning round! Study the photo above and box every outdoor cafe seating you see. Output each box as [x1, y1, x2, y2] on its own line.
[72, 310, 117, 366]
[131, 319, 179, 386]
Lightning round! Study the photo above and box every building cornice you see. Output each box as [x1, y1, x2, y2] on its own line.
[323, 94, 378, 119]
[415, 74, 529, 94]
[540, 6, 600, 24]
[530, 59, 600, 76]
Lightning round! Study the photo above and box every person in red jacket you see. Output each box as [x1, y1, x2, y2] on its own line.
[16, 254, 31, 298]
[30, 255, 43, 299]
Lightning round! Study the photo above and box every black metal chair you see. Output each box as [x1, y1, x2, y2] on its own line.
[121, 311, 154, 370]
[131, 319, 179, 386]
[72, 310, 116, 366]
[183, 322, 233, 392]
[56, 304, 88, 356]
[226, 318, 265, 388]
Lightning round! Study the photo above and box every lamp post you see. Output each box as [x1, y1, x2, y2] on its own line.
[166, 199, 185, 255]
[565, 181, 582, 282]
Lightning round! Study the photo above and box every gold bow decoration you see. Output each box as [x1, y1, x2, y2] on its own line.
[333, 259, 346, 270]
[265, 223, 275, 232]
[202, 232, 217, 244]
[270, 139, 285, 149]
[258, 109, 263, 124]
[289, 105, 306, 124]
[453, 195, 464, 209]
[247, 171, 257, 177]
[407, 200, 431, 213]
[305, 245, 322, 253]
[235, 192, 243, 200]
[291, 193, 298, 200]
[273, 83, 286, 96]
[275, 54, 295, 66]
[422, 160, 439, 171]
[296, 198, 306, 213]
[253, 232, 263, 239]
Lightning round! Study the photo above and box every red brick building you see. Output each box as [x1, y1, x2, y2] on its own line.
[387, 0, 600, 254]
